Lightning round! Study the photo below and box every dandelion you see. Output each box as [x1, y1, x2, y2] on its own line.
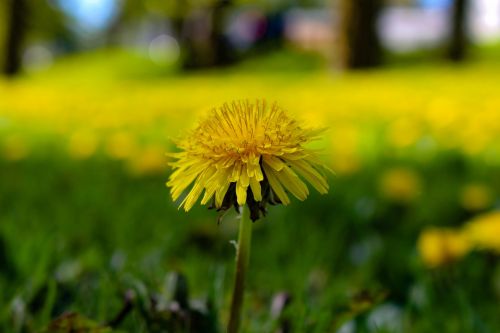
[463, 211, 500, 253]
[3, 135, 29, 161]
[460, 183, 493, 211]
[167, 100, 329, 221]
[166, 100, 329, 333]
[105, 132, 138, 160]
[379, 167, 422, 204]
[128, 144, 166, 175]
[68, 131, 98, 159]
[417, 228, 470, 268]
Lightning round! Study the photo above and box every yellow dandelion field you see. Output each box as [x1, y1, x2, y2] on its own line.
[1, 62, 500, 174]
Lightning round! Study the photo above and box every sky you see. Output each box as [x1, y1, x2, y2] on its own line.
[418, 0, 451, 8]
[57, 0, 120, 32]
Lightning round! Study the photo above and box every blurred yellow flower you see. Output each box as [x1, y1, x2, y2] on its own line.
[128, 145, 166, 175]
[68, 131, 99, 159]
[460, 183, 493, 211]
[1, 68, 499, 167]
[387, 118, 421, 148]
[379, 167, 422, 203]
[425, 98, 457, 130]
[463, 211, 500, 253]
[2, 135, 29, 161]
[105, 132, 138, 160]
[330, 126, 361, 174]
[331, 126, 358, 155]
[418, 228, 470, 268]
[167, 100, 329, 221]
[331, 154, 360, 175]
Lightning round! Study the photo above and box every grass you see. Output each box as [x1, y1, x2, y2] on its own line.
[0, 48, 499, 332]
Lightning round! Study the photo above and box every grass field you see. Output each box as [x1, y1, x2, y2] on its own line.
[0, 49, 500, 332]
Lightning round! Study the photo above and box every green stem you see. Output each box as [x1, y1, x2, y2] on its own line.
[227, 205, 252, 333]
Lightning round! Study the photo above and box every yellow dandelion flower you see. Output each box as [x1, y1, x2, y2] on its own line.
[3, 135, 29, 161]
[68, 131, 98, 160]
[463, 211, 500, 253]
[379, 167, 422, 204]
[460, 183, 493, 211]
[417, 228, 470, 268]
[166, 100, 329, 221]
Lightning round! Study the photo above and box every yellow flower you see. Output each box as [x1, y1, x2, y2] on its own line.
[2, 135, 29, 161]
[379, 167, 422, 204]
[463, 211, 500, 253]
[128, 145, 166, 175]
[417, 228, 470, 268]
[68, 131, 98, 159]
[105, 132, 138, 160]
[388, 118, 422, 148]
[166, 100, 329, 220]
[460, 183, 493, 211]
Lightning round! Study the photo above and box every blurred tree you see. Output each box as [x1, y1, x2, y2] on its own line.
[29, 1, 72, 46]
[2, 0, 27, 76]
[448, 0, 469, 61]
[169, 0, 187, 39]
[209, 0, 235, 67]
[338, 0, 383, 69]
[0, 2, 4, 63]
[114, 0, 236, 69]
[1, 0, 68, 76]
[105, 0, 298, 70]
[182, 0, 235, 69]
[105, 0, 149, 45]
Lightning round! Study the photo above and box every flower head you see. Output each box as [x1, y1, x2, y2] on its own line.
[463, 211, 500, 253]
[167, 100, 329, 221]
[417, 228, 470, 268]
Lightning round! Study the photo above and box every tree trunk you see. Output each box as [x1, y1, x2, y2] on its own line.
[448, 0, 469, 62]
[210, 0, 233, 66]
[181, 0, 233, 69]
[338, 0, 383, 69]
[3, 0, 26, 76]
[171, 0, 186, 39]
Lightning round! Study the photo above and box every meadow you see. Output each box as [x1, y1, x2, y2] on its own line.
[0, 49, 500, 332]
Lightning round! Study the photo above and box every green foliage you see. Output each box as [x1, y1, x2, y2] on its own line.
[0, 147, 498, 332]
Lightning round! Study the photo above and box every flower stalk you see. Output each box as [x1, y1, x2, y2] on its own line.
[166, 100, 330, 332]
[228, 205, 253, 333]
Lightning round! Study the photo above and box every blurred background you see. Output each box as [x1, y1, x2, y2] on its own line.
[1, 0, 500, 332]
